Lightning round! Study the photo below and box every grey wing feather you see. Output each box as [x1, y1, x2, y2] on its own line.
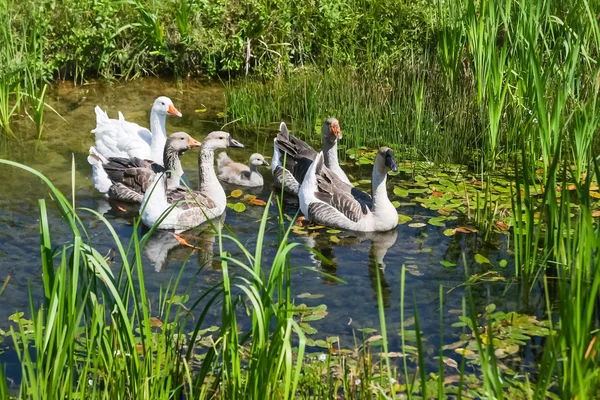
[108, 183, 143, 203]
[273, 165, 300, 194]
[313, 159, 367, 222]
[168, 187, 217, 210]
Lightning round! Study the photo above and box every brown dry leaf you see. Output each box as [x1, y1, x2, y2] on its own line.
[443, 357, 459, 369]
[592, 210, 600, 217]
[442, 341, 465, 351]
[568, 184, 577, 191]
[149, 317, 163, 328]
[444, 375, 462, 385]
[495, 221, 510, 231]
[438, 208, 452, 216]
[432, 191, 444, 197]
[473, 180, 484, 186]
[367, 335, 383, 342]
[456, 226, 477, 233]
[250, 198, 267, 206]
[590, 191, 600, 199]
[382, 352, 406, 358]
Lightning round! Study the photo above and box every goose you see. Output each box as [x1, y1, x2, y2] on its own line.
[217, 152, 269, 187]
[88, 132, 201, 203]
[299, 147, 399, 232]
[141, 131, 245, 231]
[91, 96, 182, 164]
[272, 118, 351, 195]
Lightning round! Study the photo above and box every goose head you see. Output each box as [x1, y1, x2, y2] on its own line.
[249, 153, 269, 167]
[201, 131, 245, 152]
[322, 117, 342, 144]
[153, 96, 182, 117]
[375, 147, 398, 173]
[166, 132, 202, 154]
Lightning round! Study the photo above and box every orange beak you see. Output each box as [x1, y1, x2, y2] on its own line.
[188, 137, 202, 147]
[331, 122, 342, 139]
[168, 104, 182, 117]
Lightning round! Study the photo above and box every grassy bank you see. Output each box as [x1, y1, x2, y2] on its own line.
[0, 0, 434, 135]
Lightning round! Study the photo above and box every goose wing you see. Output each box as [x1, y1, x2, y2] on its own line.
[312, 159, 368, 223]
[168, 188, 217, 210]
[103, 157, 163, 194]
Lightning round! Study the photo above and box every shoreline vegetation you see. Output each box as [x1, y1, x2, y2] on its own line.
[0, 0, 600, 398]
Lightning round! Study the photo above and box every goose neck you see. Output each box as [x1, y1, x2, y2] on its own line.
[149, 111, 167, 165]
[164, 147, 183, 189]
[198, 147, 226, 204]
[371, 168, 391, 211]
[323, 139, 339, 167]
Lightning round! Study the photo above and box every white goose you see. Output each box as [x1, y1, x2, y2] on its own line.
[141, 131, 245, 231]
[272, 118, 351, 195]
[299, 147, 399, 232]
[92, 96, 182, 164]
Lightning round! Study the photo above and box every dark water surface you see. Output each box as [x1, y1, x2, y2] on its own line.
[0, 79, 542, 380]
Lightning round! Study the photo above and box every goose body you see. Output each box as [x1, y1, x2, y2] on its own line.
[88, 132, 201, 203]
[91, 96, 182, 164]
[217, 152, 269, 187]
[272, 118, 350, 195]
[299, 147, 398, 232]
[141, 131, 245, 231]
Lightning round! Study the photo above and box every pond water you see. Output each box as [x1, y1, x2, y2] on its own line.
[0, 79, 546, 382]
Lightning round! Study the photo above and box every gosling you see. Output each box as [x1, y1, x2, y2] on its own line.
[217, 152, 270, 187]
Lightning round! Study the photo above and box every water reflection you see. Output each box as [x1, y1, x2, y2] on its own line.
[143, 215, 224, 272]
[302, 227, 398, 306]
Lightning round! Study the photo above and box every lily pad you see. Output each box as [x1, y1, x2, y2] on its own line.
[440, 260, 457, 268]
[233, 202, 246, 212]
[330, 235, 340, 243]
[397, 214, 413, 224]
[408, 222, 426, 228]
[394, 187, 409, 197]
[499, 259, 508, 267]
[474, 254, 490, 264]
[428, 217, 446, 227]
[231, 189, 243, 198]
[326, 229, 341, 234]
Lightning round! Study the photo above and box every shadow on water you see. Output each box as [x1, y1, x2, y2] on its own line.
[0, 78, 545, 380]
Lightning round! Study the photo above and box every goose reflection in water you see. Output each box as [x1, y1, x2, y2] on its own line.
[143, 215, 224, 272]
[303, 227, 399, 297]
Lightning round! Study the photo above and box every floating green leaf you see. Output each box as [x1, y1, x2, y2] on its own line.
[408, 222, 426, 228]
[233, 202, 246, 212]
[398, 214, 413, 224]
[440, 260, 457, 268]
[499, 259, 508, 267]
[475, 254, 490, 264]
[394, 187, 409, 197]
